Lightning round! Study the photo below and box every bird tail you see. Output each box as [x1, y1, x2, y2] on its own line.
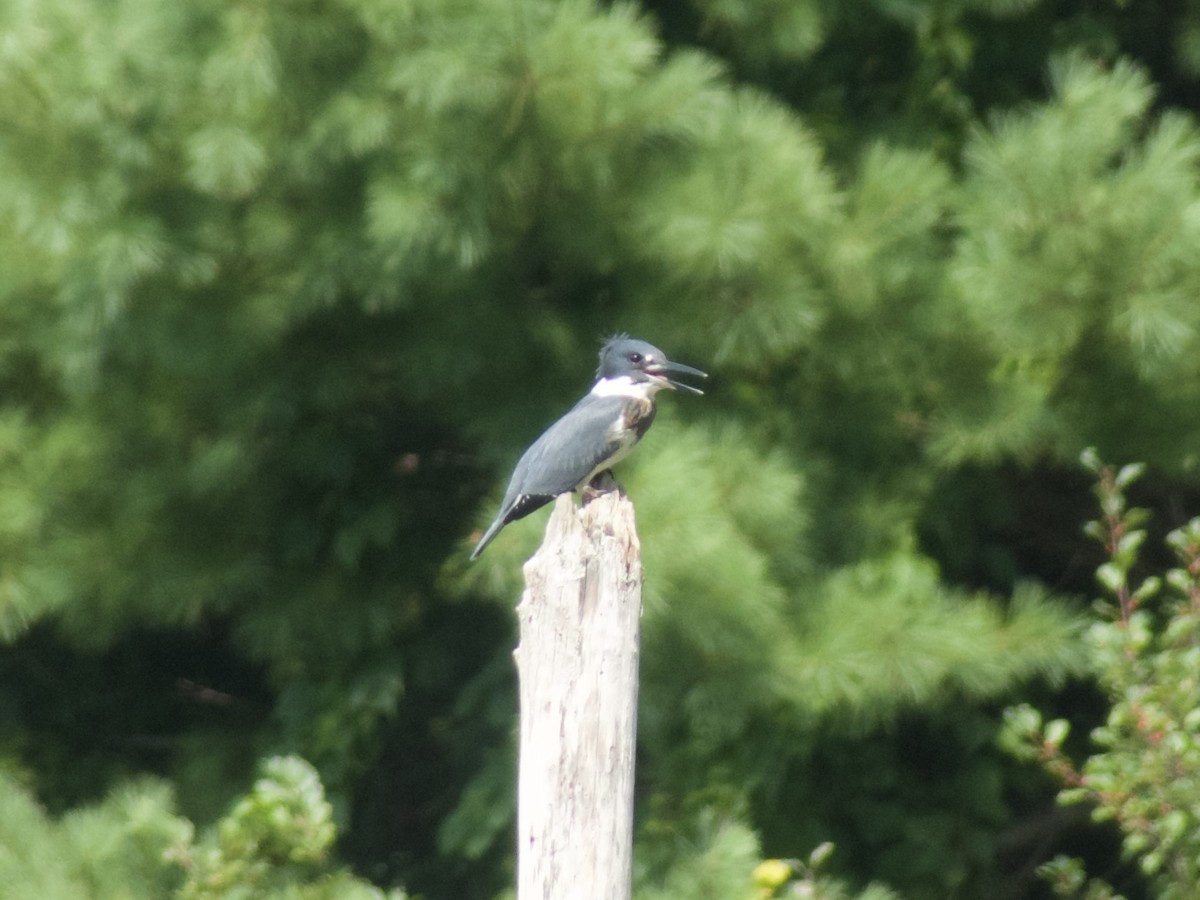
[470, 516, 505, 560]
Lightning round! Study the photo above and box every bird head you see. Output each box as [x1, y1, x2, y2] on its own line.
[597, 335, 707, 394]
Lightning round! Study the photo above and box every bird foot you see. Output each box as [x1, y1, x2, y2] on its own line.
[582, 470, 620, 503]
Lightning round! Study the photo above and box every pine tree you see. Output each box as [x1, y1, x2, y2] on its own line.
[0, 756, 403, 899]
[3, 0, 1200, 897]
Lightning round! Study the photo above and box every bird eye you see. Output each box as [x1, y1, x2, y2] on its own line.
[629, 352, 643, 364]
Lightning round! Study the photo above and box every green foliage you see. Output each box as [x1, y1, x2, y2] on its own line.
[747, 843, 901, 900]
[0, 773, 187, 899]
[689, 0, 826, 66]
[637, 807, 765, 900]
[172, 756, 405, 900]
[635, 808, 898, 900]
[1037, 855, 1123, 900]
[784, 560, 1085, 723]
[181, 756, 336, 893]
[1004, 453, 1200, 898]
[943, 54, 1200, 466]
[4, 0, 1200, 896]
[0, 756, 402, 900]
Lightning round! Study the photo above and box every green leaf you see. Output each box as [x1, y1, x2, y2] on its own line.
[1114, 463, 1146, 489]
[1096, 562, 1126, 595]
[1044, 718, 1071, 749]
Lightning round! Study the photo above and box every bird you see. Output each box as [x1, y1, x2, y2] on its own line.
[470, 335, 706, 559]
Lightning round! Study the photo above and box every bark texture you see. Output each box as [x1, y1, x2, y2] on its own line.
[515, 491, 643, 900]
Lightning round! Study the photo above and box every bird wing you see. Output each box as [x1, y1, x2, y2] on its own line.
[471, 394, 643, 560]
[505, 393, 630, 501]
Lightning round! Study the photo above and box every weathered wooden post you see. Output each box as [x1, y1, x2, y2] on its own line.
[514, 490, 643, 900]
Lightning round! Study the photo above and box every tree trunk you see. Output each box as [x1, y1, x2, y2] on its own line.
[515, 491, 643, 900]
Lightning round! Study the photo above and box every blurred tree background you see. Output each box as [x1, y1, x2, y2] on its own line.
[3, 0, 1200, 897]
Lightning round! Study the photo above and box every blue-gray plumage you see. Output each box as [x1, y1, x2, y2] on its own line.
[470, 335, 706, 559]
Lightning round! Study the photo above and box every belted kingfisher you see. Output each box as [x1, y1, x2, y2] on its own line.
[470, 335, 706, 559]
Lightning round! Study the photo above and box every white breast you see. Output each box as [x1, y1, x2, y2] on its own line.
[573, 377, 660, 489]
[589, 376, 665, 400]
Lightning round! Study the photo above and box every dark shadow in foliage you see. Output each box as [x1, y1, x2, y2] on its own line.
[341, 600, 516, 899]
[0, 621, 271, 824]
[751, 702, 1145, 900]
[918, 460, 1200, 599]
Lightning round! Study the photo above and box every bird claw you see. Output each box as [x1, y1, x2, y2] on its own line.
[582, 470, 619, 503]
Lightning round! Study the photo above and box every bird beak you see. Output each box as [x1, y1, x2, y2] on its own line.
[654, 360, 707, 395]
